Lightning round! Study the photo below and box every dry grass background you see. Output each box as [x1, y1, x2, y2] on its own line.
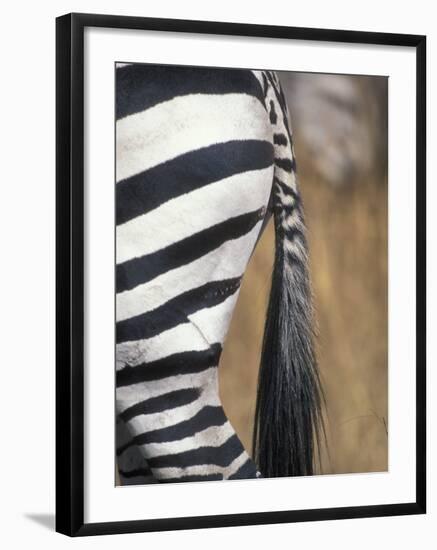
[219, 73, 388, 475]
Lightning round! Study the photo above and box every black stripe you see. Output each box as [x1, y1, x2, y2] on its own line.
[269, 100, 278, 124]
[148, 434, 244, 469]
[160, 474, 223, 483]
[118, 406, 228, 453]
[261, 72, 269, 98]
[285, 249, 305, 267]
[274, 157, 295, 173]
[228, 458, 259, 479]
[274, 177, 301, 205]
[273, 133, 288, 146]
[119, 388, 200, 423]
[117, 207, 265, 293]
[116, 345, 222, 388]
[118, 467, 153, 479]
[116, 277, 241, 344]
[117, 140, 274, 225]
[116, 65, 265, 119]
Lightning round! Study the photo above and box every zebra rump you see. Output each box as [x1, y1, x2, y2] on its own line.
[115, 65, 324, 482]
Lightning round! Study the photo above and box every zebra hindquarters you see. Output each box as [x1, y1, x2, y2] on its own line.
[115, 64, 275, 483]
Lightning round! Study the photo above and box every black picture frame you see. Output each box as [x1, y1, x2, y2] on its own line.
[56, 12, 426, 537]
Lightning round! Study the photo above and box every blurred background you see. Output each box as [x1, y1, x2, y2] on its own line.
[219, 72, 388, 475]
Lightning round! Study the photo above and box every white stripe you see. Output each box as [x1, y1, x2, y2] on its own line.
[281, 209, 304, 231]
[116, 367, 219, 410]
[117, 222, 262, 322]
[117, 404, 219, 459]
[275, 166, 297, 189]
[115, 293, 239, 368]
[275, 148, 294, 160]
[116, 166, 273, 262]
[283, 237, 307, 260]
[116, 323, 210, 370]
[224, 450, 254, 478]
[187, 291, 240, 347]
[116, 93, 271, 182]
[152, 447, 250, 480]
[120, 375, 220, 432]
[120, 399, 221, 450]
[140, 421, 235, 458]
[275, 185, 294, 207]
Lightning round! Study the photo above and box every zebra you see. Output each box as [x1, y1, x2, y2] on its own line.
[115, 63, 324, 484]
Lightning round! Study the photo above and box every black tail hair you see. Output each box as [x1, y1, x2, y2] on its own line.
[252, 75, 325, 476]
[252, 183, 325, 477]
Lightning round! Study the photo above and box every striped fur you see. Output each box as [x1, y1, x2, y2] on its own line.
[115, 64, 322, 484]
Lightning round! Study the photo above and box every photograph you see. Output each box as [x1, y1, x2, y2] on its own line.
[54, 12, 425, 535]
[115, 63, 388, 485]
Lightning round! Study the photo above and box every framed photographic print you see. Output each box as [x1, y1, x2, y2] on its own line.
[56, 12, 426, 536]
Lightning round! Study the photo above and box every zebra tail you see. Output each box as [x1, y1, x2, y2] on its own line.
[252, 152, 325, 478]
